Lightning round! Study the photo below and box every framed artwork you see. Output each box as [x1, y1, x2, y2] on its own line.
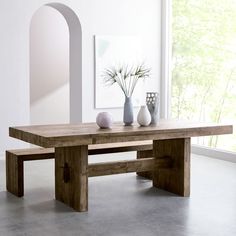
[95, 35, 147, 108]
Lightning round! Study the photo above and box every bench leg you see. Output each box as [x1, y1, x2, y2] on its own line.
[136, 150, 153, 180]
[6, 152, 24, 197]
[152, 138, 190, 196]
[55, 145, 88, 212]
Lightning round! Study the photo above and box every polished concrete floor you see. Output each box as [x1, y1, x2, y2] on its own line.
[0, 153, 236, 236]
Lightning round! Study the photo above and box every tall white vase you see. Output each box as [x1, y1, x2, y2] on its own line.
[137, 105, 151, 126]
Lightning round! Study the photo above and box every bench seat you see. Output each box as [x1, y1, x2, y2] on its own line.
[6, 141, 153, 197]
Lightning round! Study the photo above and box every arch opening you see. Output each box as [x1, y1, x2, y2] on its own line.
[30, 3, 82, 125]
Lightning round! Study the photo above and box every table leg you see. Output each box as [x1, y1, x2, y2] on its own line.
[55, 145, 88, 212]
[153, 138, 190, 197]
[136, 150, 153, 179]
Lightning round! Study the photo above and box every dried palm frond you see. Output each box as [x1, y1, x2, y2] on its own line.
[103, 64, 151, 97]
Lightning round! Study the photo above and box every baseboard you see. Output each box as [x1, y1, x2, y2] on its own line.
[192, 145, 236, 163]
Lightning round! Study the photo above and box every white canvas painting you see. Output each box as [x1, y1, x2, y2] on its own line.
[95, 35, 147, 108]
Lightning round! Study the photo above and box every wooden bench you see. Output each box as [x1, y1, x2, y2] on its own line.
[6, 141, 153, 197]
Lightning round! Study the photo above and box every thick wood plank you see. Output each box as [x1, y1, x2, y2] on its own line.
[7, 141, 153, 160]
[6, 151, 24, 197]
[55, 145, 88, 212]
[8, 148, 54, 156]
[88, 157, 171, 177]
[8, 148, 55, 161]
[90, 140, 152, 150]
[152, 138, 190, 197]
[89, 141, 152, 155]
[9, 120, 233, 148]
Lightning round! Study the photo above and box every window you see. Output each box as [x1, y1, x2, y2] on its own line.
[170, 0, 236, 152]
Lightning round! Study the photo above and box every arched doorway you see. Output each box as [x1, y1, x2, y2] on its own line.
[30, 3, 82, 124]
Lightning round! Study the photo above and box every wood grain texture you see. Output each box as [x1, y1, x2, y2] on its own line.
[6, 142, 152, 159]
[88, 157, 171, 177]
[55, 145, 88, 212]
[136, 150, 153, 179]
[89, 142, 152, 155]
[6, 142, 152, 198]
[152, 138, 190, 197]
[7, 120, 233, 212]
[9, 120, 233, 148]
[6, 151, 24, 197]
[8, 148, 55, 161]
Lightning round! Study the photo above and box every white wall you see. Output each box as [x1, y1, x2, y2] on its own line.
[30, 6, 69, 125]
[0, 0, 161, 155]
[81, 0, 161, 121]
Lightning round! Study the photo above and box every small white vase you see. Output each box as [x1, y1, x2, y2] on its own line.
[137, 105, 151, 126]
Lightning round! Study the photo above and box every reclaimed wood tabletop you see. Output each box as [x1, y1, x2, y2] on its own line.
[9, 120, 233, 148]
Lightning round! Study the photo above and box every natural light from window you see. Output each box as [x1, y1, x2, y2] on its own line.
[171, 0, 236, 152]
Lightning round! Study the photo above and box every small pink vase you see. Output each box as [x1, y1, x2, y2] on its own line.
[96, 112, 113, 129]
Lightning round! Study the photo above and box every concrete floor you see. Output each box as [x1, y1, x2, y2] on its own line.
[0, 152, 236, 236]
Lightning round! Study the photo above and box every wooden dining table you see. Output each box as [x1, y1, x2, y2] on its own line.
[9, 120, 233, 212]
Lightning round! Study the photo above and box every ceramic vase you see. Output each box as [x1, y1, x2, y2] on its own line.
[123, 96, 133, 126]
[137, 105, 151, 126]
[146, 92, 159, 125]
[96, 112, 113, 129]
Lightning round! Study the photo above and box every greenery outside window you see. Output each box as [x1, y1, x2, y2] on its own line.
[171, 0, 236, 152]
